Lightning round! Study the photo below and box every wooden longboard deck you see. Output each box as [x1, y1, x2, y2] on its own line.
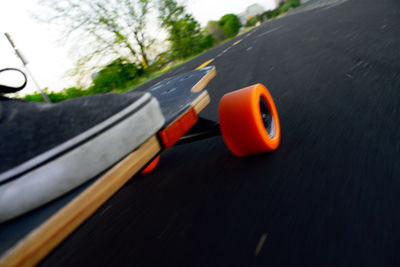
[150, 65, 215, 124]
[0, 66, 216, 267]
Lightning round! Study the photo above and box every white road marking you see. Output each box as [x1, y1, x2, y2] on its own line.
[315, 1, 345, 13]
[256, 26, 284, 38]
[216, 47, 232, 58]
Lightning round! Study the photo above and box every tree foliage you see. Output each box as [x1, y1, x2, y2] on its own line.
[158, 0, 213, 59]
[218, 14, 241, 38]
[26, 0, 258, 103]
[38, 0, 155, 71]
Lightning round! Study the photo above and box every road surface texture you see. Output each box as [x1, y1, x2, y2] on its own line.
[42, 0, 400, 266]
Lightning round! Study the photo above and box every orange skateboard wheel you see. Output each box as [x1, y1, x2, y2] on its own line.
[219, 84, 281, 156]
[141, 155, 160, 174]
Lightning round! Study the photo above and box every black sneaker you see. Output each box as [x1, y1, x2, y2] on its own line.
[0, 70, 165, 222]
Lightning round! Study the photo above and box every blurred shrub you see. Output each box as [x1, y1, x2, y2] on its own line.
[279, 0, 300, 13]
[24, 92, 47, 102]
[92, 58, 143, 94]
[200, 34, 215, 50]
[219, 14, 241, 38]
[24, 87, 89, 103]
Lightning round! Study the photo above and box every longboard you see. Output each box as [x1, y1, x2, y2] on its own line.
[0, 66, 216, 267]
[1, 64, 282, 267]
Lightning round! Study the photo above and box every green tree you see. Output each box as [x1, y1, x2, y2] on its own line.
[158, 0, 213, 59]
[218, 14, 241, 38]
[37, 0, 155, 71]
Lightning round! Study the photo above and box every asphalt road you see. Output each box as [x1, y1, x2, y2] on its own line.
[42, 0, 400, 265]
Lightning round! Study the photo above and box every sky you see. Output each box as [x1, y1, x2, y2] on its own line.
[0, 0, 278, 95]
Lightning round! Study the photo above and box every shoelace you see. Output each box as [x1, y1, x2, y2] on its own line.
[0, 68, 27, 94]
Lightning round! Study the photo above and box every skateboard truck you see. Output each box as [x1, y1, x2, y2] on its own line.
[176, 117, 221, 146]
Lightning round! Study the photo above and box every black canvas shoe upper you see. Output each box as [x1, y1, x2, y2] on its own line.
[0, 92, 149, 178]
